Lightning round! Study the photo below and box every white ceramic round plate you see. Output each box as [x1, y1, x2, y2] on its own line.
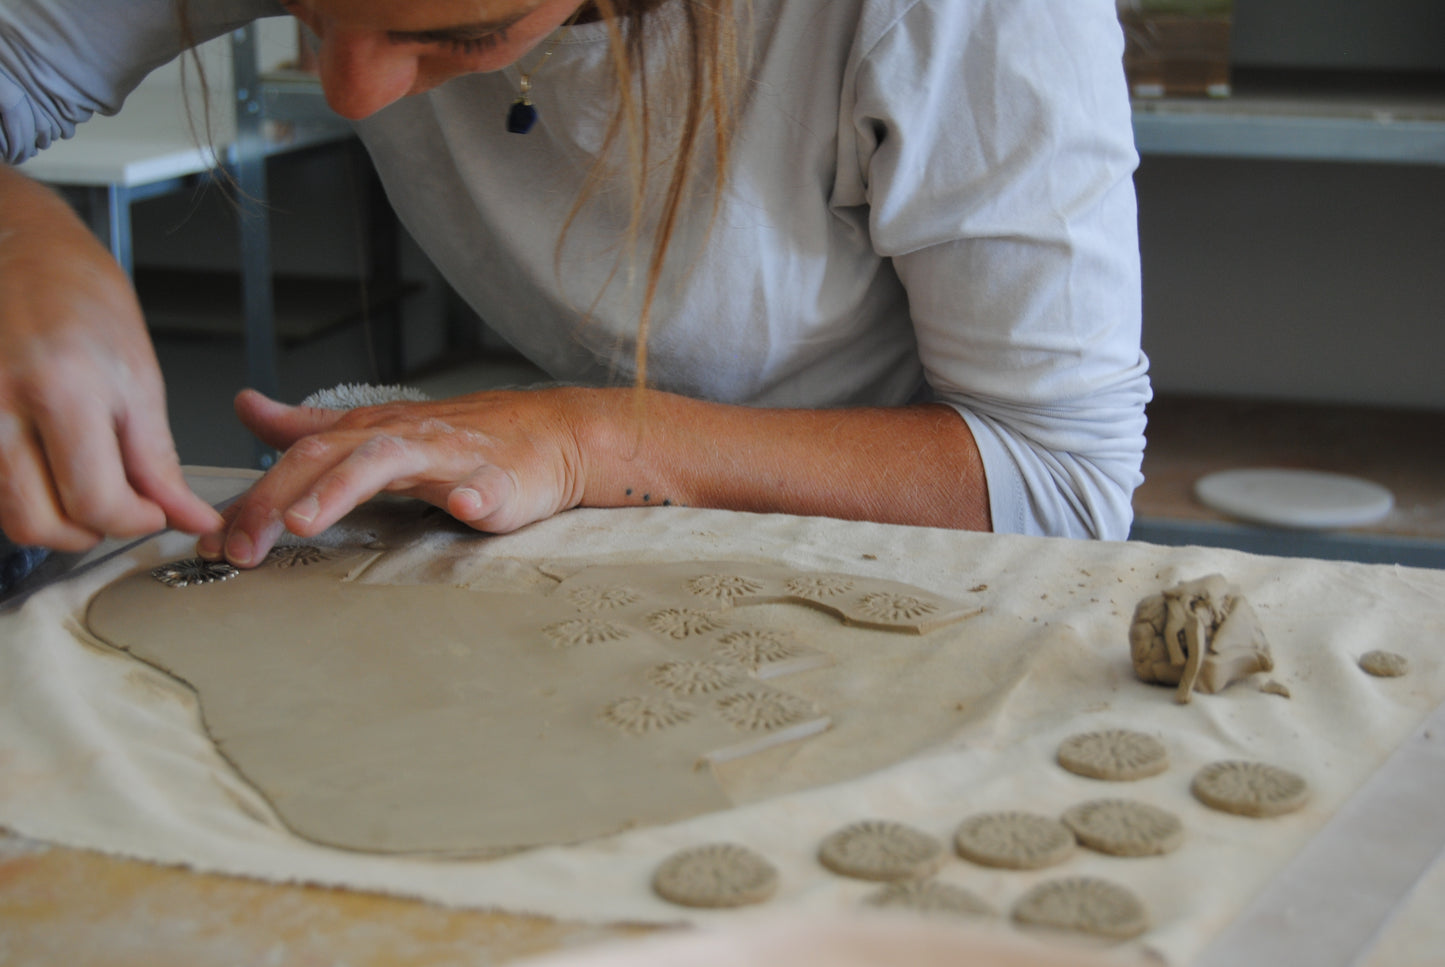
[1193, 468, 1394, 530]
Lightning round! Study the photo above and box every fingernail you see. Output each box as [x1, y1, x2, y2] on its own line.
[453, 488, 481, 516]
[196, 534, 223, 560]
[224, 530, 254, 566]
[287, 495, 320, 525]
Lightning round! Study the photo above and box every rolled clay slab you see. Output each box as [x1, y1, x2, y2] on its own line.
[85, 552, 984, 856]
[1194, 468, 1394, 530]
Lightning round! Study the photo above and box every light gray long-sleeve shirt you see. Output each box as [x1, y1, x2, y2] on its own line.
[1, 0, 1152, 539]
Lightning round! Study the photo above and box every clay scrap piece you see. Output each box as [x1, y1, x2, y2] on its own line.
[715, 570, 984, 634]
[85, 554, 981, 856]
[1061, 799, 1183, 857]
[1012, 877, 1150, 940]
[1359, 650, 1410, 678]
[1260, 679, 1292, 698]
[818, 820, 947, 882]
[865, 879, 994, 918]
[1191, 760, 1310, 818]
[1056, 729, 1169, 782]
[652, 843, 779, 909]
[953, 811, 1075, 870]
[1129, 574, 1273, 703]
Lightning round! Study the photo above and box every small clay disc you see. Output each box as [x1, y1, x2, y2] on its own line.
[1012, 877, 1150, 940]
[1194, 468, 1393, 530]
[1359, 650, 1409, 678]
[817, 820, 946, 882]
[652, 843, 779, 908]
[953, 811, 1075, 870]
[1191, 760, 1310, 818]
[1057, 729, 1169, 782]
[865, 879, 994, 918]
[1061, 799, 1183, 857]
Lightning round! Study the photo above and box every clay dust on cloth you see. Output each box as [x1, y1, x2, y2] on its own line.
[1, 501, 1444, 965]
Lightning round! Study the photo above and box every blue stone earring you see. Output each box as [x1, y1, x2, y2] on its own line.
[507, 23, 570, 134]
[507, 76, 539, 134]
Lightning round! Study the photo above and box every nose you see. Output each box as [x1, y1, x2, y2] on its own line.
[315, 29, 418, 120]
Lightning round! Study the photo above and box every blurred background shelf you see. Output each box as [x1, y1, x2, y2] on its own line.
[1130, 394, 1445, 567]
[1132, 69, 1445, 164]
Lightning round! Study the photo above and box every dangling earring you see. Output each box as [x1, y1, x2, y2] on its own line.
[506, 9, 585, 134]
[506, 62, 547, 133]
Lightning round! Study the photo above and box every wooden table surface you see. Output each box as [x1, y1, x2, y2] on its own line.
[0, 831, 649, 966]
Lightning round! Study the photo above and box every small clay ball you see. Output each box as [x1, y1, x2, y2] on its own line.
[1358, 650, 1409, 678]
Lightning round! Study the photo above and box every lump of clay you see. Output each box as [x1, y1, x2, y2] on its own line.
[1128, 574, 1273, 703]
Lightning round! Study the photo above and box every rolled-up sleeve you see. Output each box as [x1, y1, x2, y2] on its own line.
[849, 0, 1150, 539]
[1, 0, 279, 164]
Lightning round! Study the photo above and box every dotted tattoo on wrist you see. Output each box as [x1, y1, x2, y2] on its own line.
[624, 488, 680, 508]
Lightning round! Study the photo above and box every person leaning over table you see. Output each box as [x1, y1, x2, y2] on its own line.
[0, 0, 1151, 567]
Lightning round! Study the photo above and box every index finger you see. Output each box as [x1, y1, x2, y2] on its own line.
[33, 386, 169, 540]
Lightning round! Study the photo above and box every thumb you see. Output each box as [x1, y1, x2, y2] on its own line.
[234, 388, 344, 451]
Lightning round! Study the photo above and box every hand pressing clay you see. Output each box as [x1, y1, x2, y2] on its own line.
[1128, 574, 1273, 703]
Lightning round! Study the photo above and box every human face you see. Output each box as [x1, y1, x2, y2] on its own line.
[278, 0, 592, 120]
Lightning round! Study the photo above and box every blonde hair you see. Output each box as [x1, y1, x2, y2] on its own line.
[578, 0, 746, 386]
[179, 0, 749, 388]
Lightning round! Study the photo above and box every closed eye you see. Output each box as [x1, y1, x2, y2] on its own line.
[435, 32, 507, 55]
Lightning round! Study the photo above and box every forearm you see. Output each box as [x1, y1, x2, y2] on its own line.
[574, 389, 992, 531]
